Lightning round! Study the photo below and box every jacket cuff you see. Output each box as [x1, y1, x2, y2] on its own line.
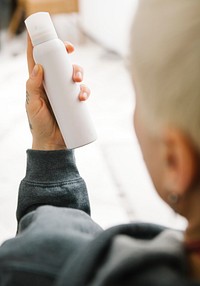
[24, 149, 80, 183]
[16, 150, 90, 222]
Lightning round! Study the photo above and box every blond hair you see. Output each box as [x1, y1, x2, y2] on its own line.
[131, 0, 200, 150]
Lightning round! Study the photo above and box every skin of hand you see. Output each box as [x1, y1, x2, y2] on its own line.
[26, 36, 91, 150]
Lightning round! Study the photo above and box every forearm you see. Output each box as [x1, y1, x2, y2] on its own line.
[16, 150, 90, 223]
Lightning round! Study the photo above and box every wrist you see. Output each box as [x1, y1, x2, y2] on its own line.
[32, 141, 67, 151]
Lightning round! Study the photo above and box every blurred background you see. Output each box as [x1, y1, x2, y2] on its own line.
[0, 0, 187, 243]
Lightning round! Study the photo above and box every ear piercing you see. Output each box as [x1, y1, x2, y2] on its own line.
[167, 192, 179, 205]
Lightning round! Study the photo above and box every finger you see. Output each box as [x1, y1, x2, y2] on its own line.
[26, 65, 45, 117]
[64, 41, 75, 54]
[79, 84, 91, 101]
[73, 65, 84, 82]
[26, 65, 44, 101]
[27, 34, 35, 75]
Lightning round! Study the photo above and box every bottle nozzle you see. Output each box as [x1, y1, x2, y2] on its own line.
[25, 12, 58, 46]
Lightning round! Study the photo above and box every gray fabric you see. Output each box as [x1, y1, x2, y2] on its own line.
[17, 149, 91, 221]
[89, 230, 185, 285]
[0, 149, 198, 285]
[56, 223, 192, 286]
[0, 150, 102, 285]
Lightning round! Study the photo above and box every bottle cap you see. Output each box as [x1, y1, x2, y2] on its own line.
[25, 12, 58, 46]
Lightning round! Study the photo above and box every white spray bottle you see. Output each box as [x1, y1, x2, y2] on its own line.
[25, 12, 97, 149]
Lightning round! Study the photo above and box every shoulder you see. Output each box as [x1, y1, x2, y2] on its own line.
[57, 223, 186, 286]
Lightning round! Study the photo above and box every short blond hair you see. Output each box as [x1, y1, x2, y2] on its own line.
[131, 0, 200, 150]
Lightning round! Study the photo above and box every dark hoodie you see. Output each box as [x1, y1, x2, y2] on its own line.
[0, 150, 198, 286]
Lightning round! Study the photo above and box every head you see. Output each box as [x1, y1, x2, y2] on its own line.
[130, 0, 200, 221]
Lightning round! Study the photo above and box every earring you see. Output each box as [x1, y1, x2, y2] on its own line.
[167, 192, 179, 205]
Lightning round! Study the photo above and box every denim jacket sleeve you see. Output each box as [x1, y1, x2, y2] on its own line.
[16, 149, 90, 223]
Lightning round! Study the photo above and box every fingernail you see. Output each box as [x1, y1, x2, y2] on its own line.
[76, 71, 82, 81]
[31, 65, 39, 77]
[82, 92, 88, 100]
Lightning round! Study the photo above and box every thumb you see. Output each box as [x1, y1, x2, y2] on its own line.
[26, 64, 45, 114]
[26, 64, 44, 97]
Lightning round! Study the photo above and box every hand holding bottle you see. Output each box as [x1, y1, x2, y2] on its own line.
[26, 36, 91, 151]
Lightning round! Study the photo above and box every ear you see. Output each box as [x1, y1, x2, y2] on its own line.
[162, 128, 198, 196]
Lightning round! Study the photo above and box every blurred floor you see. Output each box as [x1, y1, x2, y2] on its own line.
[0, 19, 187, 244]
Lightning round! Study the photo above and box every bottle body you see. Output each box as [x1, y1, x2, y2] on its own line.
[33, 38, 97, 149]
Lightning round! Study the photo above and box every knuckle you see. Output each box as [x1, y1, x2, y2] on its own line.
[74, 64, 84, 73]
[79, 66, 84, 74]
[81, 84, 90, 92]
